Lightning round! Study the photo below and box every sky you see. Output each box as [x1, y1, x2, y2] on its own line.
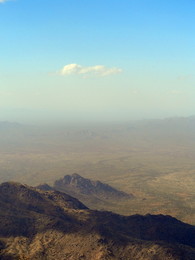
[0, 0, 195, 123]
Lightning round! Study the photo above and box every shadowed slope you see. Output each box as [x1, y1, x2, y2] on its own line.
[0, 182, 87, 237]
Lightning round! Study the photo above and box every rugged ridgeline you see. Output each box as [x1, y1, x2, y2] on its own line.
[53, 173, 133, 198]
[52, 173, 134, 209]
[0, 182, 195, 260]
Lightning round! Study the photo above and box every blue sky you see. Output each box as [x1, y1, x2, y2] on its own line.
[0, 0, 195, 123]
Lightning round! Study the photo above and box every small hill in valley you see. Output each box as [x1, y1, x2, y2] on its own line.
[52, 173, 134, 208]
[0, 181, 195, 260]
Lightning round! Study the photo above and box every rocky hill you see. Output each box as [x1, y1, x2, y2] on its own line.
[52, 173, 133, 209]
[0, 181, 195, 260]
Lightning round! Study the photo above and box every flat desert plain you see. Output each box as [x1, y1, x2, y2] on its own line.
[0, 118, 194, 224]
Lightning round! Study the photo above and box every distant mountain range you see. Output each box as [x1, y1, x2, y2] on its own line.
[0, 181, 195, 260]
[1, 116, 195, 153]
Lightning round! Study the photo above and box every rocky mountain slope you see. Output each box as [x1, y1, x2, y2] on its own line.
[51, 173, 134, 208]
[0, 181, 195, 260]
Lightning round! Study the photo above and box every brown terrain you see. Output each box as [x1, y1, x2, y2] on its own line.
[0, 182, 195, 260]
[0, 118, 194, 224]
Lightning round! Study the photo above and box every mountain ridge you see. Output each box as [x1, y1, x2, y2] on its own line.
[0, 181, 195, 260]
[53, 173, 133, 203]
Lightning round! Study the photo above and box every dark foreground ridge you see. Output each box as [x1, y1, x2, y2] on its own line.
[0, 181, 195, 260]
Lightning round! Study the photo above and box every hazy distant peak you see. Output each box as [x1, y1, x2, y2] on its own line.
[0, 121, 22, 129]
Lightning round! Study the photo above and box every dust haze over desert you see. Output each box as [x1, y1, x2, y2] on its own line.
[0, 0, 195, 259]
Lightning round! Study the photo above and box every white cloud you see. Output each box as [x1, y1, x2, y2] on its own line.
[0, 0, 9, 3]
[59, 63, 122, 77]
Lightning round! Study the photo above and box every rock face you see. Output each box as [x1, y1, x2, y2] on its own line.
[53, 173, 133, 201]
[0, 181, 195, 260]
